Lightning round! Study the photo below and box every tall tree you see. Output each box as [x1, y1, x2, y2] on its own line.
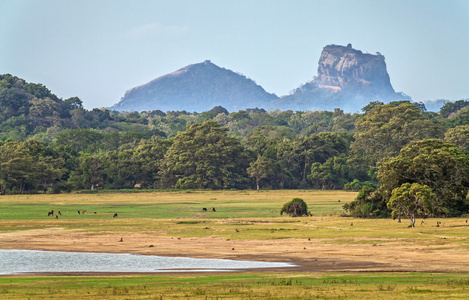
[351, 102, 445, 169]
[378, 139, 469, 216]
[387, 183, 436, 227]
[247, 155, 275, 191]
[308, 155, 350, 189]
[159, 121, 249, 189]
[285, 132, 349, 187]
[73, 153, 107, 190]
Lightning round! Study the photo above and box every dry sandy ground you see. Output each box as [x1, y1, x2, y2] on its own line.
[1, 228, 468, 274]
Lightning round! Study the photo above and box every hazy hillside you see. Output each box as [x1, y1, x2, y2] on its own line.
[111, 60, 278, 112]
[112, 45, 415, 113]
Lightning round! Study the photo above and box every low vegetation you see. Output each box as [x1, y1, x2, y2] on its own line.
[0, 191, 469, 298]
[1, 273, 469, 299]
[280, 197, 311, 217]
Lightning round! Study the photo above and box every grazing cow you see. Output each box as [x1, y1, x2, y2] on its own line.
[113, 213, 118, 218]
[421, 220, 425, 225]
[48, 210, 54, 216]
[58, 211, 61, 216]
[210, 207, 216, 212]
[78, 210, 80, 214]
[202, 208, 207, 211]
[55, 215, 58, 219]
[82, 210, 86, 214]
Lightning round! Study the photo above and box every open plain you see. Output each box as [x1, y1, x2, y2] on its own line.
[0, 190, 468, 299]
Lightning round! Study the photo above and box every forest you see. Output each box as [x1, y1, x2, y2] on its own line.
[1, 74, 468, 218]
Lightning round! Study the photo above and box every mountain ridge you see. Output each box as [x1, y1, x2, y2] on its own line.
[111, 60, 278, 112]
[111, 44, 410, 113]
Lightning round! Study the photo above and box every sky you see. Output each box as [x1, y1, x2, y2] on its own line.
[0, 0, 468, 109]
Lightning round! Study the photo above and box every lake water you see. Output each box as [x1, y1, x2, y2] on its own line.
[0, 249, 295, 275]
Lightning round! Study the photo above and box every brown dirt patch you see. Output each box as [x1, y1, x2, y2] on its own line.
[1, 228, 468, 274]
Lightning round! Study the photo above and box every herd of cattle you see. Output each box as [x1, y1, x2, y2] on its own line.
[202, 207, 216, 212]
[47, 207, 217, 219]
[46, 209, 118, 219]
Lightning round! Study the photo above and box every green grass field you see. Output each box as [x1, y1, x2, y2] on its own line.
[1, 273, 469, 299]
[0, 190, 468, 299]
[0, 190, 352, 220]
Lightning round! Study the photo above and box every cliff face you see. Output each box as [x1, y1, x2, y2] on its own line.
[275, 44, 409, 112]
[111, 60, 278, 112]
[317, 44, 394, 94]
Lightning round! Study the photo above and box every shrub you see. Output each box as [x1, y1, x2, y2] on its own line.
[280, 198, 311, 217]
[342, 186, 390, 218]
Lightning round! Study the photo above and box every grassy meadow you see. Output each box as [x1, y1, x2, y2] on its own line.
[0, 189, 468, 299]
[1, 273, 469, 299]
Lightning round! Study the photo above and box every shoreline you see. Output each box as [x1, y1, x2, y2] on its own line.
[1, 228, 469, 275]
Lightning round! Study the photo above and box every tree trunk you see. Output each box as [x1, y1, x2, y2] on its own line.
[256, 178, 260, 192]
[303, 158, 308, 183]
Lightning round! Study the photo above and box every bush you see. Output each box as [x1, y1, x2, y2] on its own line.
[344, 179, 377, 191]
[280, 198, 311, 217]
[342, 186, 390, 218]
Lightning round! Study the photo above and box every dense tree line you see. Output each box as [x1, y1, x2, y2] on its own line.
[1, 74, 469, 217]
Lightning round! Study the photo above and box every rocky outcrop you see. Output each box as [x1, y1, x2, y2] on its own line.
[317, 44, 395, 94]
[274, 44, 409, 112]
[111, 60, 278, 112]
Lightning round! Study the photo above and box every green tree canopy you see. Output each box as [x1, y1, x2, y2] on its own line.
[0, 140, 66, 194]
[439, 100, 469, 118]
[378, 139, 469, 216]
[247, 155, 275, 191]
[444, 125, 469, 152]
[342, 186, 389, 218]
[159, 121, 249, 189]
[351, 102, 445, 168]
[387, 183, 436, 227]
[308, 154, 351, 189]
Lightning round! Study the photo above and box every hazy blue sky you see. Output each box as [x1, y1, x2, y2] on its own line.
[1, 0, 468, 109]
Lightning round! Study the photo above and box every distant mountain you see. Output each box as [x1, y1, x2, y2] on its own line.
[111, 60, 278, 112]
[111, 45, 413, 113]
[272, 44, 410, 112]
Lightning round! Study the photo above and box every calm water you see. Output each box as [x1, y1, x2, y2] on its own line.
[0, 249, 295, 275]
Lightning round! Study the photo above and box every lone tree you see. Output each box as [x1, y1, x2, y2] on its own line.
[280, 198, 310, 217]
[247, 155, 274, 191]
[387, 183, 436, 227]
